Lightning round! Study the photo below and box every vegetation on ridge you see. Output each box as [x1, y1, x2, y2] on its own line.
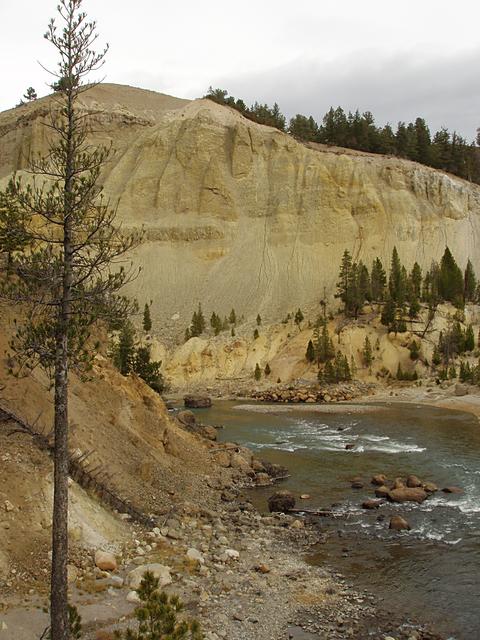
[205, 87, 480, 185]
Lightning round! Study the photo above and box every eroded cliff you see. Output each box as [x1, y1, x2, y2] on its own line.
[1, 83, 479, 335]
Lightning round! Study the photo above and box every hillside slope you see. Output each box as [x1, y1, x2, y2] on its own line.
[1, 83, 480, 334]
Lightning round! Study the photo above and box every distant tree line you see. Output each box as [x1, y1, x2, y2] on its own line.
[335, 246, 478, 334]
[205, 87, 480, 185]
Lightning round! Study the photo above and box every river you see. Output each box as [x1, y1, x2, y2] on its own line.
[191, 400, 480, 640]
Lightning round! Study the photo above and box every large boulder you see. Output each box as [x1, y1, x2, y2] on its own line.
[177, 410, 196, 426]
[371, 474, 387, 486]
[423, 481, 438, 493]
[127, 563, 172, 590]
[268, 490, 296, 513]
[94, 550, 117, 572]
[362, 499, 384, 510]
[455, 383, 469, 397]
[442, 486, 463, 494]
[388, 487, 428, 503]
[389, 515, 411, 531]
[184, 395, 212, 408]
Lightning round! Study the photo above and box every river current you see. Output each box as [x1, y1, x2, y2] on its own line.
[192, 400, 480, 639]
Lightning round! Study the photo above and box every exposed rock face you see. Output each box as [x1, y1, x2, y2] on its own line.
[2, 83, 480, 334]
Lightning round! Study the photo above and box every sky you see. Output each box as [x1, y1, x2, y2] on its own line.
[1, 0, 479, 139]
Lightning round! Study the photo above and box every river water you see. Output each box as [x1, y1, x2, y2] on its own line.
[192, 400, 480, 639]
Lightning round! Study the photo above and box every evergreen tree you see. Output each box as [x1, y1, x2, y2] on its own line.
[362, 336, 373, 371]
[464, 259, 477, 302]
[229, 308, 237, 325]
[358, 262, 371, 302]
[253, 328, 259, 339]
[465, 324, 475, 351]
[294, 308, 304, 327]
[143, 303, 152, 332]
[370, 257, 386, 301]
[114, 322, 136, 375]
[439, 247, 464, 306]
[410, 262, 423, 299]
[190, 304, 206, 337]
[210, 311, 222, 335]
[408, 298, 421, 319]
[381, 296, 396, 329]
[264, 363, 271, 376]
[305, 339, 315, 363]
[115, 571, 202, 640]
[134, 346, 164, 393]
[388, 247, 406, 304]
[256, 314, 262, 326]
[314, 317, 335, 364]
[0, 5, 140, 634]
[254, 363, 261, 380]
[231, 327, 235, 337]
[409, 340, 420, 361]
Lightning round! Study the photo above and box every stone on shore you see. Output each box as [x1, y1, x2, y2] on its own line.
[371, 474, 387, 486]
[374, 485, 391, 499]
[177, 410, 196, 426]
[94, 551, 117, 572]
[362, 499, 384, 510]
[268, 490, 296, 513]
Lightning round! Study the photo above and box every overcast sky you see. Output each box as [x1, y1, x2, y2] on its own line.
[1, 0, 479, 138]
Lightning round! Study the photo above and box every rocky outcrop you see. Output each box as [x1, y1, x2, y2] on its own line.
[2, 83, 480, 334]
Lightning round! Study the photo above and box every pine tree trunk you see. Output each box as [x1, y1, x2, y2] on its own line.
[50, 333, 70, 639]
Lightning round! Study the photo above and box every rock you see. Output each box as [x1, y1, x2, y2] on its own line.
[362, 499, 384, 510]
[351, 480, 364, 489]
[290, 519, 304, 529]
[214, 451, 231, 468]
[230, 452, 252, 472]
[374, 485, 391, 499]
[455, 383, 469, 396]
[127, 563, 172, 590]
[345, 443, 355, 450]
[388, 487, 428, 503]
[177, 410, 196, 426]
[221, 490, 236, 502]
[255, 563, 270, 574]
[220, 549, 239, 562]
[255, 473, 271, 486]
[196, 424, 218, 440]
[126, 590, 141, 603]
[186, 548, 205, 564]
[389, 515, 411, 531]
[251, 459, 266, 472]
[4, 500, 14, 512]
[406, 475, 422, 488]
[268, 490, 296, 513]
[94, 551, 117, 572]
[442, 486, 463, 494]
[371, 474, 387, 486]
[300, 494, 311, 500]
[423, 481, 438, 493]
[392, 477, 406, 489]
[184, 395, 212, 408]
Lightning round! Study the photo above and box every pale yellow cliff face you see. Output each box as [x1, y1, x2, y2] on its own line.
[1, 83, 480, 335]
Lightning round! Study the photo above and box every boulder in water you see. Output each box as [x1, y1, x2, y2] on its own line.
[406, 474, 422, 488]
[371, 474, 387, 486]
[184, 394, 212, 408]
[268, 490, 296, 513]
[442, 486, 463, 494]
[177, 410, 196, 426]
[423, 481, 438, 493]
[375, 485, 390, 498]
[388, 487, 428, 503]
[389, 515, 411, 531]
[362, 499, 384, 510]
